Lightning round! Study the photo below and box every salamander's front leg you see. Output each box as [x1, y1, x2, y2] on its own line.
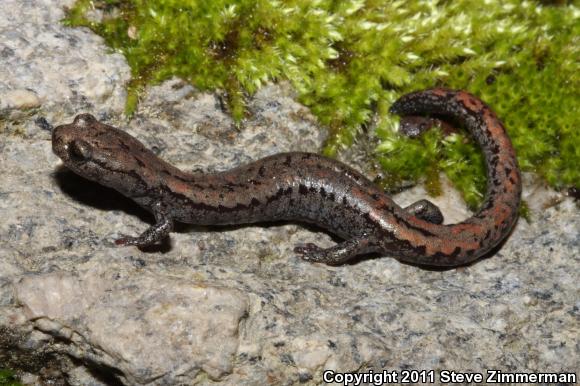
[295, 237, 378, 266]
[115, 203, 174, 247]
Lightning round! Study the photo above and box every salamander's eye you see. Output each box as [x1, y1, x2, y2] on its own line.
[68, 140, 93, 161]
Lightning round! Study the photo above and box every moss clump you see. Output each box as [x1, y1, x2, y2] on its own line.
[64, 0, 579, 208]
[0, 369, 21, 386]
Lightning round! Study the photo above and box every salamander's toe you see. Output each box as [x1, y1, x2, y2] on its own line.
[115, 235, 139, 246]
[294, 243, 322, 255]
[294, 243, 324, 261]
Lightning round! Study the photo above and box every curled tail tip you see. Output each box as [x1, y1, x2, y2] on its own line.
[388, 100, 404, 115]
[390, 88, 453, 115]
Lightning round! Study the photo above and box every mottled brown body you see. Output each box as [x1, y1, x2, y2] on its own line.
[52, 89, 521, 266]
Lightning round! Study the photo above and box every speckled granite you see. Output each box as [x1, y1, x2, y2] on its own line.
[0, 0, 129, 125]
[0, 0, 578, 385]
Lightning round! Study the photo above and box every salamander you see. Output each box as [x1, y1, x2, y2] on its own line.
[51, 88, 521, 267]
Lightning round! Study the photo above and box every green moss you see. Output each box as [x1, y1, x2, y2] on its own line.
[375, 126, 445, 196]
[63, 0, 579, 207]
[0, 369, 22, 386]
[519, 200, 531, 223]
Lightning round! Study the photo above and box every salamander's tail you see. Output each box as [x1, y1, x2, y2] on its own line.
[389, 88, 521, 266]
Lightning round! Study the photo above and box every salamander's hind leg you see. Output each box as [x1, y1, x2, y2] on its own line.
[405, 199, 444, 224]
[294, 236, 378, 266]
[115, 202, 174, 247]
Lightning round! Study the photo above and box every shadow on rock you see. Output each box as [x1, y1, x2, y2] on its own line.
[52, 165, 151, 224]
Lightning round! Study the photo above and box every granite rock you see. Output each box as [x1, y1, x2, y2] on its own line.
[14, 259, 249, 384]
[0, 0, 129, 126]
[0, 0, 578, 385]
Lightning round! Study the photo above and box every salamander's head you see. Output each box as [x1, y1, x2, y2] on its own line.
[52, 114, 156, 193]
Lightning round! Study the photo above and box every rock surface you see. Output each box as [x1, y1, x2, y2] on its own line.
[1, 0, 578, 385]
[15, 265, 249, 383]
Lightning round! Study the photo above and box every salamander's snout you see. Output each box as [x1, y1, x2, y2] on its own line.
[51, 123, 68, 162]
